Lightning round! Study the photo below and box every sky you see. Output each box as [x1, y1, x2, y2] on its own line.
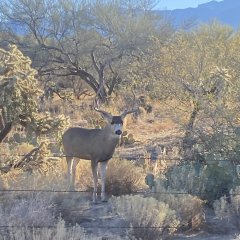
[155, 0, 223, 10]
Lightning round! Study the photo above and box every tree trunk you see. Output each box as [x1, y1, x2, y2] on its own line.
[0, 122, 13, 143]
[74, 70, 108, 102]
[182, 102, 199, 160]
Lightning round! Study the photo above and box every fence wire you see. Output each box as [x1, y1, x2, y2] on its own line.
[0, 153, 239, 162]
[0, 188, 239, 195]
[0, 225, 183, 229]
[0, 150, 239, 231]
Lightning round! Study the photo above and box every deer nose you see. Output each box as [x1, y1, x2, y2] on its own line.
[115, 130, 122, 135]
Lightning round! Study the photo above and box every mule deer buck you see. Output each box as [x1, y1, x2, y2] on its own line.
[62, 102, 137, 203]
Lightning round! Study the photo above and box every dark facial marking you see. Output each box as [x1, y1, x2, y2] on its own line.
[111, 116, 123, 125]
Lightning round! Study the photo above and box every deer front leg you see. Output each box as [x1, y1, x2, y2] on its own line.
[100, 161, 108, 202]
[91, 161, 98, 203]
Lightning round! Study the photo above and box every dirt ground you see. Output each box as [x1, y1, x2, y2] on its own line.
[54, 192, 239, 240]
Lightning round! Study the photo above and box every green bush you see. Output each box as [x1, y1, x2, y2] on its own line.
[164, 161, 205, 196]
[214, 186, 240, 228]
[164, 160, 240, 205]
[202, 162, 239, 204]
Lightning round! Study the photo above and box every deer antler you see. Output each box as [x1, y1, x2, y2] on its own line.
[93, 98, 112, 119]
[121, 89, 139, 119]
[93, 83, 112, 119]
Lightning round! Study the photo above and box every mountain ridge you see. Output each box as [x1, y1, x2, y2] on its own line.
[155, 0, 240, 29]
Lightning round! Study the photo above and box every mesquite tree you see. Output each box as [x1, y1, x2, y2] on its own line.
[0, 0, 170, 102]
[131, 22, 240, 160]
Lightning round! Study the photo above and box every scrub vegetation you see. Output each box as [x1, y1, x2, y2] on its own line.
[0, 0, 239, 239]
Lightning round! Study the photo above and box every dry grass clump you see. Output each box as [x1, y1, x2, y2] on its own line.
[76, 158, 145, 196]
[75, 160, 92, 190]
[154, 182, 205, 230]
[0, 218, 97, 240]
[11, 142, 34, 155]
[0, 158, 68, 191]
[0, 192, 56, 227]
[106, 158, 145, 196]
[214, 186, 240, 227]
[110, 194, 180, 240]
[0, 169, 23, 189]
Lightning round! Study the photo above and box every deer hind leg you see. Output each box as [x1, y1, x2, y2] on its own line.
[66, 157, 80, 190]
[91, 161, 98, 203]
[100, 161, 108, 202]
[66, 156, 74, 190]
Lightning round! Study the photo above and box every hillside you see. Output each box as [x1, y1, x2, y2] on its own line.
[156, 0, 240, 29]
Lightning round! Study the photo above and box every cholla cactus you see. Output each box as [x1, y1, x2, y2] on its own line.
[0, 45, 40, 127]
[0, 45, 69, 172]
[0, 45, 69, 143]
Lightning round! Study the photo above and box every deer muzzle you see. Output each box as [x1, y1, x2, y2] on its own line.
[115, 130, 122, 135]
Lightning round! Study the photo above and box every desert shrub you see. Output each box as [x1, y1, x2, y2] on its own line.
[0, 168, 24, 189]
[106, 158, 145, 196]
[75, 160, 93, 190]
[132, 106, 147, 122]
[164, 160, 240, 205]
[154, 181, 205, 230]
[0, 158, 68, 191]
[76, 158, 145, 196]
[0, 218, 96, 240]
[0, 143, 14, 173]
[110, 195, 180, 240]
[202, 161, 239, 204]
[0, 142, 35, 173]
[11, 142, 34, 155]
[1, 218, 129, 240]
[213, 186, 240, 228]
[0, 192, 56, 227]
[120, 130, 136, 146]
[164, 161, 205, 195]
[0, 140, 65, 176]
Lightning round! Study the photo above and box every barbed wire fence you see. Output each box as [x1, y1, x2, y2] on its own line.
[0, 149, 240, 231]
